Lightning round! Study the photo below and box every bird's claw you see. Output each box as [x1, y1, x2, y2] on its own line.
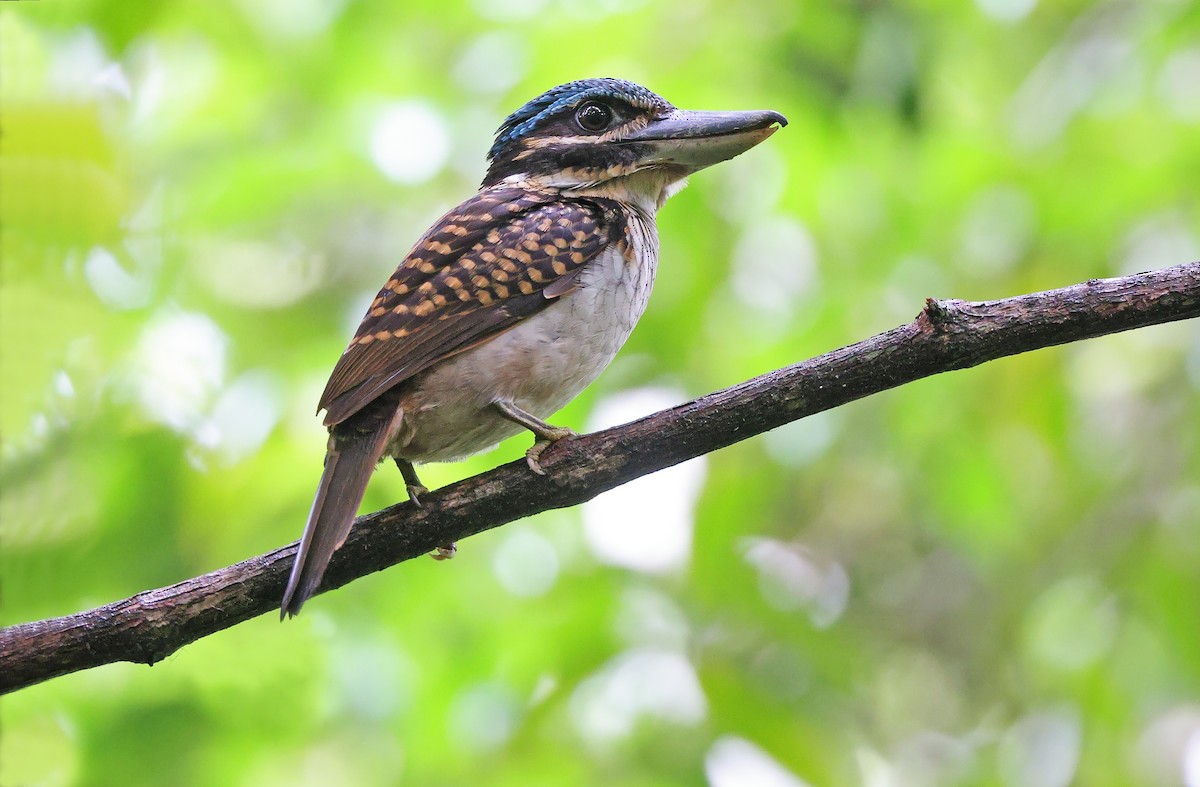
[525, 427, 578, 475]
[431, 542, 456, 560]
[406, 483, 430, 508]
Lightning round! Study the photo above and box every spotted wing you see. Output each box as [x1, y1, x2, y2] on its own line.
[319, 190, 619, 426]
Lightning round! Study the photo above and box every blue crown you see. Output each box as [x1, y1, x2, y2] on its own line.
[488, 78, 670, 161]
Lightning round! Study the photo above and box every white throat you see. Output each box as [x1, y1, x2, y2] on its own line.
[507, 166, 690, 215]
[583, 167, 690, 214]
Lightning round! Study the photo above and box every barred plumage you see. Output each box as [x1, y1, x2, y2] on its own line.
[282, 78, 786, 616]
[319, 189, 621, 425]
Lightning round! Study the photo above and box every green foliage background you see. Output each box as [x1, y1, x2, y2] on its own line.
[2, 0, 1198, 784]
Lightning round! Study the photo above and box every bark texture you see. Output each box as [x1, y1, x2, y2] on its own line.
[2, 262, 1197, 694]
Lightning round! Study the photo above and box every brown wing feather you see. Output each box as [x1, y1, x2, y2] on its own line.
[319, 189, 619, 426]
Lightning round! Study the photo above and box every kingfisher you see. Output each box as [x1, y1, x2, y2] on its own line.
[282, 78, 786, 617]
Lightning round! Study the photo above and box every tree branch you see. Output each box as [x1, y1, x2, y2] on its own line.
[3, 263, 1198, 694]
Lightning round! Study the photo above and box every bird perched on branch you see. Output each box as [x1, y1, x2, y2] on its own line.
[282, 78, 786, 617]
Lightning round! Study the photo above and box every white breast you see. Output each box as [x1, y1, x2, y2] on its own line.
[391, 208, 659, 463]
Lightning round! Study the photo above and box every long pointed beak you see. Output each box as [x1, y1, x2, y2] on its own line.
[622, 108, 787, 172]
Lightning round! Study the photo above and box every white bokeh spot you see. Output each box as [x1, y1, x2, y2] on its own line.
[582, 388, 705, 573]
[975, 0, 1038, 23]
[492, 528, 560, 597]
[369, 102, 451, 184]
[129, 310, 228, 433]
[706, 736, 812, 787]
[570, 648, 707, 742]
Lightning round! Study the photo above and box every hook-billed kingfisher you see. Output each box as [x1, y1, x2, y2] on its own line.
[283, 78, 786, 616]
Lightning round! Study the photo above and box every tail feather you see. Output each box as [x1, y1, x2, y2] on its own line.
[281, 407, 402, 618]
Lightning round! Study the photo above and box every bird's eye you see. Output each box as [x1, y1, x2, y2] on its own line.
[575, 101, 613, 133]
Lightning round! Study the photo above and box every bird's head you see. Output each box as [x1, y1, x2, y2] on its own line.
[482, 78, 787, 212]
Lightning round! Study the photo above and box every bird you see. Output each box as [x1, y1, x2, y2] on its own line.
[281, 77, 786, 617]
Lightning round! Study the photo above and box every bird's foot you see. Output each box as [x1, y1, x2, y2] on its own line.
[525, 426, 578, 475]
[394, 458, 428, 508]
[396, 456, 448, 559]
[406, 483, 429, 508]
[491, 400, 579, 475]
